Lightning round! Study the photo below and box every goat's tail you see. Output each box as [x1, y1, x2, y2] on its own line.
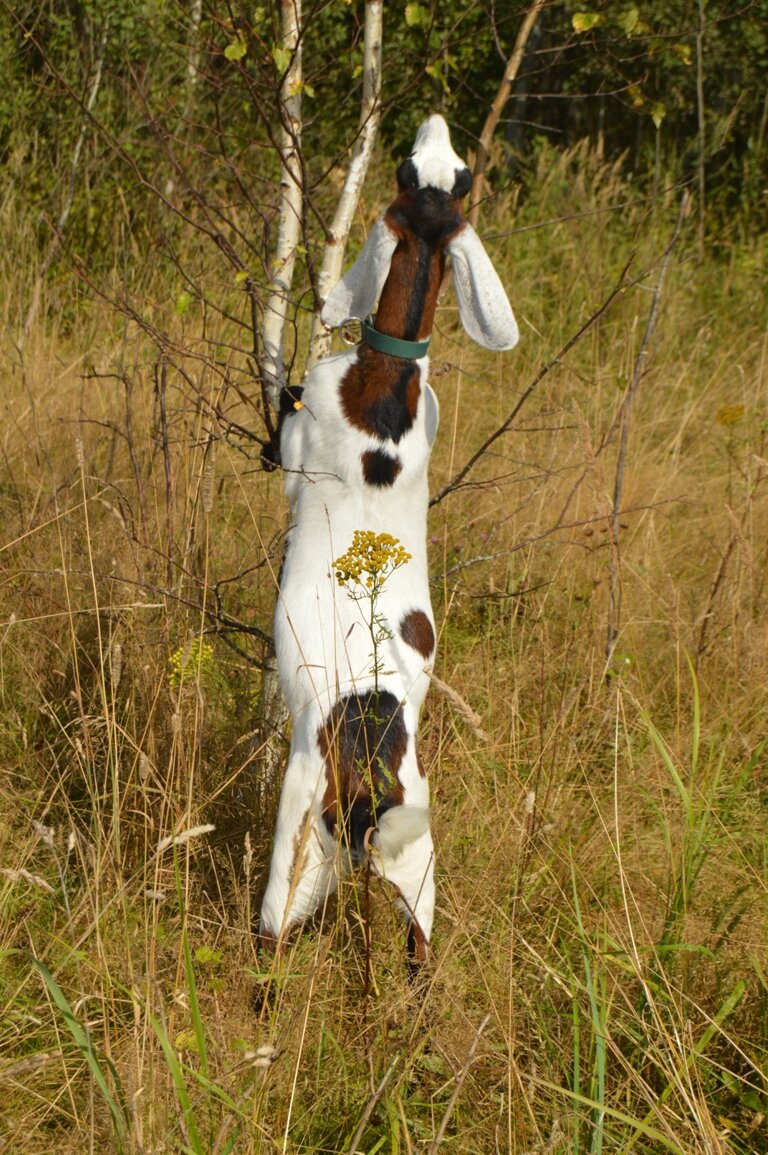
[370, 805, 430, 860]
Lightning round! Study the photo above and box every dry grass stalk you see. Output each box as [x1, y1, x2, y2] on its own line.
[606, 190, 690, 666]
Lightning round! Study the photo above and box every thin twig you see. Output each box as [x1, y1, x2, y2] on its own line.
[154, 359, 175, 589]
[433, 498, 682, 583]
[431, 258, 639, 508]
[22, 562, 276, 654]
[696, 535, 736, 661]
[23, 17, 109, 338]
[427, 1013, 492, 1153]
[346, 1051, 401, 1155]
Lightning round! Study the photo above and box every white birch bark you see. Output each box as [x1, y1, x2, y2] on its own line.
[261, 0, 304, 407]
[306, 0, 383, 370]
[187, 0, 203, 89]
[258, 2, 304, 784]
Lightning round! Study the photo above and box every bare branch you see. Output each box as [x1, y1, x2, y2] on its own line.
[307, 0, 384, 370]
[606, 192, 690, 665]
[427, 1014, 492, 1153]
[468, 0, 546, 230]
[430, 258, 640, 508]
[346, 1052, 401, 1155]
[435, 497, 684, 582]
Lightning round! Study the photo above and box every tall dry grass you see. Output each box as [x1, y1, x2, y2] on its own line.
[1, 141, 767, 1153]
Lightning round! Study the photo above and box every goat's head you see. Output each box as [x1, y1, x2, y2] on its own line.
[323, 114, 518, 353]
[395, 113, 472, 201]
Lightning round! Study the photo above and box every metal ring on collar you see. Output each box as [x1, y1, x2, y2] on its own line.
[337, 316, 364, 346]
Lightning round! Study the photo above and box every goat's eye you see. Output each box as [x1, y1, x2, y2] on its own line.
[396, 158, 419, 191]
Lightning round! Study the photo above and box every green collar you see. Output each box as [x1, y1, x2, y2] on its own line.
[363, 317, 431, 360]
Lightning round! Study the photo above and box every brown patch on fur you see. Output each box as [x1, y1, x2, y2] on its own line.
[338, 189, 467, 442]
[400, 609, 435, 659]
[374, 197, 465, 342]
[340, 355, 421, 443]
[361, 448, 403, 487]
[318, 691, 407, 854]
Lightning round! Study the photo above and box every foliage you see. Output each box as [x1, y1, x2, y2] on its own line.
[1, 0, 765, 299]
[557, 0, 768, 224]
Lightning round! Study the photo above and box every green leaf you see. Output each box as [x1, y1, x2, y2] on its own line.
[233, 269, 249, 285]
[224, 37, 247, 61]
[572, 12, 602, 33]
[405, 3, 429, 27]
[195, 945, 223, 965]
[272, 44, 291, 73]
[426, 56, 455, 95]
[31, 957, 128, 1148]
[147, 1008, 204, 1154]
[620, 7, 639, 35]
[651, 102, 667, 129]
[174, 290, 192, 315]
[182, 923, 209, 1077]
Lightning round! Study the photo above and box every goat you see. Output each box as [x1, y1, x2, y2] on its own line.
[259, 114, 518, 970]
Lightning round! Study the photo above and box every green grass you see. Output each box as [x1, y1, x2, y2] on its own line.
[1, 140, 767, 1152]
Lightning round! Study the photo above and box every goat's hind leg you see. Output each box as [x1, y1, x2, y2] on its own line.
[376, 829, 435, 978]
[259, 751, 338, 951]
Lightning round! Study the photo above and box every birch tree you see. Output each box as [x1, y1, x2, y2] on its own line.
[256, 0, 384, 780]
[259, 0, 304, 407]
[307, 0, 383, 369]
[259, 0, 384, 402]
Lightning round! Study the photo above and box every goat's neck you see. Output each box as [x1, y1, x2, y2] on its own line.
[374, 237, 446, 344]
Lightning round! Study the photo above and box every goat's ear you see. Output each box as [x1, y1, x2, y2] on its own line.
[448, 224, 519, 351]
[321, 217, 399, 327]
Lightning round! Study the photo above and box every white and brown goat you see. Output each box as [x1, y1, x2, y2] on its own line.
[260, 114, 518, 968]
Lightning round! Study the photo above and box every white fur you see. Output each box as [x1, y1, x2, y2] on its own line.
[408, 113, 468, 194]
[260, 114, 517, 960]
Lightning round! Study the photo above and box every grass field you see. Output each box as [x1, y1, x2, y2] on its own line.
[1, 142, 767, 1153]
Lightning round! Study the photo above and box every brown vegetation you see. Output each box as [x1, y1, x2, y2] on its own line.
[1, 130, 766, 1152]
